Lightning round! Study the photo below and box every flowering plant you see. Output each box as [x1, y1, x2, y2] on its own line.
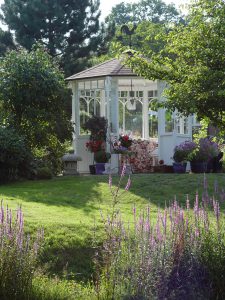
[119, 135, 133, 148]
[112, 135, 133, 154]
[188, 138, 219, 162]
[84, 116, 108, 141]
[173, 140, 197, 163]
[86, 140, 103, 153]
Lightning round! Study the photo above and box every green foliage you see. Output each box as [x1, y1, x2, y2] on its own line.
[84, 116, 108, 141]
[0, 46, 73, 157]
[1, 0, 101, 76]
[36, 167, 52, 180]
[0, 174, 224, 284]
[94, 151, 111, 163]
[32, 275, 95, 300]
[106, 0, 181, 25]
[0, 127, 34, 181]
[126, 0, 225, 130]
[0, 28, 15, 56]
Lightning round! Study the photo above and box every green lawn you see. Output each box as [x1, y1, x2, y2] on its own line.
[0, 173, 224, 281]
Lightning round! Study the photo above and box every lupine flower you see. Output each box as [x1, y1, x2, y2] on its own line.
[108, 174, 112, 188]
[125, 176, 131, 191]
[121, 164, 126, 177]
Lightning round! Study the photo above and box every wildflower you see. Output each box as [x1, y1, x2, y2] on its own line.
[125, 176, 131, 191]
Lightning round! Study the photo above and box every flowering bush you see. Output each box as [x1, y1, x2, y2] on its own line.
[95, 176, 225, 300]
[129, 140, 157, 173]
[173, 140, 197, 162]
[0, 203, 43, 299]
[188, 137, 219, 162]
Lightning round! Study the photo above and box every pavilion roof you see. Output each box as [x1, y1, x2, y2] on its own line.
[66, 58, 136, 81]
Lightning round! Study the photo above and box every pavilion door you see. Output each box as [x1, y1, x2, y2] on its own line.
[158, 108, 192, 165]
[157, 81, 192, 165]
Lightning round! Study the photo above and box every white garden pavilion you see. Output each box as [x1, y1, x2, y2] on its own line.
[66, 59, 193, 173]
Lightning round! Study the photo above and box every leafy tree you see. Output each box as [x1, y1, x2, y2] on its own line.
[106, 0, 181, 25]
[94, 0, 181, 65]
[0, 46, 73, 152]
[0, 28, 15, 56]
[125, 0, 225, 130]
[1, 0, 101, 76]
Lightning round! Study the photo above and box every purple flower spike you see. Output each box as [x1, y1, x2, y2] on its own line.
[125, 176, 131, 191]
[121, 164, 126, 177]
[108, 174, 112, 188]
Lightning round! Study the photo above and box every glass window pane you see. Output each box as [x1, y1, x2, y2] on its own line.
[148, 90, 154, 98]
[184, 117, 189, 134]
[78, 82, 84, 90]
[165, 111, 173, 132]
[119, 102, 125, 133]
[98, 80, 104, 89]
[91, 81, 97, 89]
[125, 101, 143, 138]
[79, 98, 88, 135]
[84, 81, 90, 89]
[149, 110, 158, 138]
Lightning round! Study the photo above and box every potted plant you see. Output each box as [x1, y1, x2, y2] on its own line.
[172, 140, 197, 173]
[188, 138, 219, 173]
[84, 116, 109, 174]
[94, 150, 111, 174]
[112, 134, 133, 154]
[112, 134, 133, 174]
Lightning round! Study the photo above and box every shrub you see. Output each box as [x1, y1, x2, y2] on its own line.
[32, 138, 70, 175]
[173, 140, 196, 162]
[188, 137, 220, 162]
[0, 127, 34, 182]
[36, 167, 52, 180]
[0, 203, 43, 300]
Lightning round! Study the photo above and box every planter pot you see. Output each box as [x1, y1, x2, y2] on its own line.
[89, 165, 96, 175]
[190, 161, 207, 173]
[153, 165, 173, 173]
[95, 163, 105, 175]
[173, 162, 187, 173]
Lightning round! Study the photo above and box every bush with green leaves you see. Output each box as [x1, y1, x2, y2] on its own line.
[0, 45, 73, 164]
[0, 127, 34, 181]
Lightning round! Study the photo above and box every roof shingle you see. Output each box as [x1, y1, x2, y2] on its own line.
[66, 58, 136, 81]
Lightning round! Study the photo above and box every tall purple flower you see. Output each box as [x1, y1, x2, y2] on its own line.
[125, 176, 131, 191]
[108, 174, 112, 188]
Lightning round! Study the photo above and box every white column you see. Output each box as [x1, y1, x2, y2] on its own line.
[143, 88, 149, 139]
[157, 80, 167, 160]
[71, 81, 79, 152]
[100, 89, 106, 117]
[105, 76, 119, 172]
[110, 77, 119, 137]
[188, 115, 193, 137]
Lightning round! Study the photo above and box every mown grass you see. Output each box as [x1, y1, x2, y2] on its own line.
[0, 173, 224, 282]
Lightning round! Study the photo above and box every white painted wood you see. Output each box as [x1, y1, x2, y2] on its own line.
[111, 77, 119, 136]
[157, 80, 193, 165]
[71, 81, 79, 151]
[143, 89, 149, 139]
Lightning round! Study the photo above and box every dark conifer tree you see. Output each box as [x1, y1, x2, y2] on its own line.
[1, 0, 101, 76]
